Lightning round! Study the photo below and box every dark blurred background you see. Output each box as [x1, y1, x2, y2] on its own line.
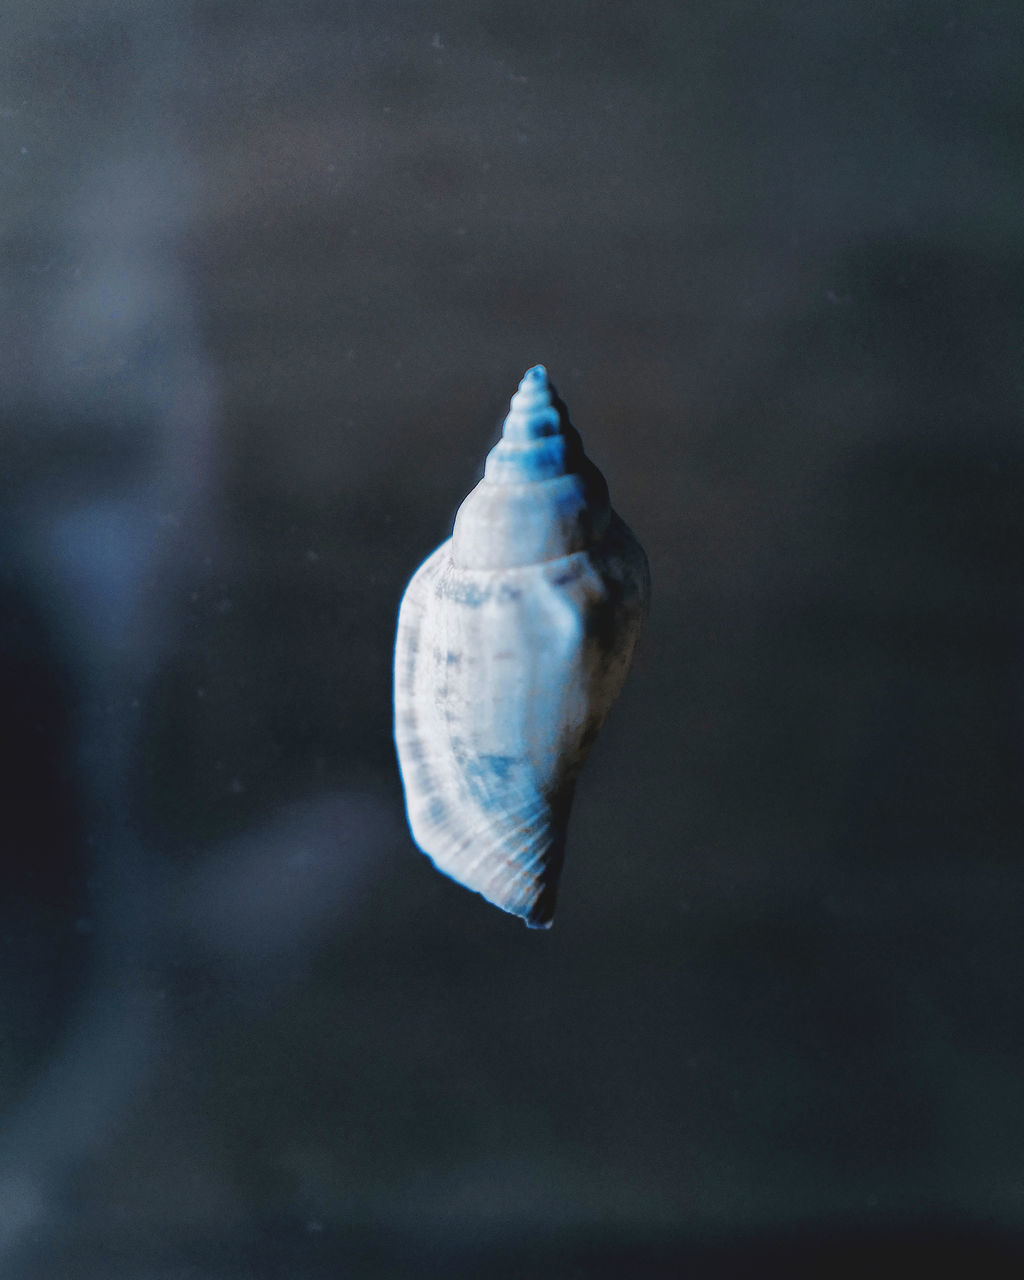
[3, 1, 1024, 1276]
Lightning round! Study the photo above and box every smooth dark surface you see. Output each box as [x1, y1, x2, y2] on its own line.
[3, 1, 1023, 1275]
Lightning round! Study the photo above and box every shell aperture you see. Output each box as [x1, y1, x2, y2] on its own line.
[393, 366, 649, 928]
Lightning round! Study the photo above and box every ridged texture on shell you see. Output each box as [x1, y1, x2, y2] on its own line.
[394, 367, 649, 927]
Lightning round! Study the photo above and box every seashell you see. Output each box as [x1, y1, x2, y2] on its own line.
[393, 366, 649, 928]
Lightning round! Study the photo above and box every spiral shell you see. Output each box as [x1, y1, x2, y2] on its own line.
[393, 366, 649, 928]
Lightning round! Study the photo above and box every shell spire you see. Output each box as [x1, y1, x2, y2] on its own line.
[485, 365, 579, 479]
[453, 367, 610, 571]
[394, 365, 649, 928]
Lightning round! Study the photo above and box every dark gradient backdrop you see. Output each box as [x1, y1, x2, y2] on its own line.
[3, 2, 1024, 1276]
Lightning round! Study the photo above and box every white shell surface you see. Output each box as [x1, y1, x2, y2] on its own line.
[393, 367, 649, 928]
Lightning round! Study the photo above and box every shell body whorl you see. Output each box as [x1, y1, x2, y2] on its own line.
[394, 366, 649, 928]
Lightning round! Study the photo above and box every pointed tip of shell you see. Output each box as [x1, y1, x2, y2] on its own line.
[453, 360, 608, 563]
[502, 364, 566, 444]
